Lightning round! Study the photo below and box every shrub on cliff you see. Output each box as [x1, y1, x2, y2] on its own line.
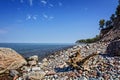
[76, 35, 100, 43]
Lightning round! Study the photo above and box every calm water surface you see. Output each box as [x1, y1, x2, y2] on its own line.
[0, 43, 74, 59]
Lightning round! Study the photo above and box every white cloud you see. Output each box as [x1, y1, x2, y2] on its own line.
[29, 0, 33, 6]
[49, 4, 54, 7]
[26, 15, 37, 20]
[43, 13, 48, 19]
[26, 15, 31, 20]
[42, 14, 54, 20]
[49, 16, 54, 20]
[58, 2, 62, 6]
[41, 0, 47, 5]
[0, 29, 7, 34]
[33, 15, 37, 20]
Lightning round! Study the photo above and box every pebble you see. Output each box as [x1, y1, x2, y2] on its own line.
[114, 78, 120, 80]
[110, 76, 114, 80]
[28, 71, 46, 80]
[78, 76, 88, 80]
[21, 66, 31, 72]
[28, 60, 37, 66]
[42, 58, 48, 62]
[46, 70, 56, 75]
[7, 42, 120, 80]
[61, 76, 68, 80]
[31, 66, 41, 71]
[54, 74, 58, 78]
[89, 78, 98, 80]
[28, 55, 38, 61]
[9, 70, 19, 77]
[16, 77, 23, 80]
[98, 77, 104, 80]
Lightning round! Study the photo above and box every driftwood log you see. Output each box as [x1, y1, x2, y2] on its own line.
[66, 50, 98, 70]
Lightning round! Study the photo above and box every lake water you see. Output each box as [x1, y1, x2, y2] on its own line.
[0, 43, 74, 59]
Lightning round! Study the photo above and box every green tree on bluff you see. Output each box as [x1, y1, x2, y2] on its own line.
[110, 14, 115, 21]
[105, 20, 112, 28]
[115, 5, 120, 16]
[119, 0, 120, 5]
[99, 19, 105, 29]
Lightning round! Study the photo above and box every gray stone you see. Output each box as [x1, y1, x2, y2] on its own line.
[9, 70, 19, 77]
[110, 76, 114, 80]
[89, 77, 98, 80]
[21, 66, 31, 72]
[54, 74, 58, 79]
[96, 68, 102, 77]
[61, 76, 68, 80]
[85, 46, 90, 49]
[31, 66, 41, 71]
[28, 55, 38, 61]
[114, 78, 119, 80]
[82, 72, 86, 76]
[42, 58, 48, 62]
[73, 46, 78, 49]
[41, 61, 48, 67]
[78, 76, 88, 80]
[46, 70, 56, 75]
[28, 71, 46, 80]
[28, 60, 37, 66]
[98, 77, 104, 80]
[16, 77, 23, 80]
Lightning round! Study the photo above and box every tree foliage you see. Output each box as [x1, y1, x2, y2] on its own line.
[98, 0, 120, 30]
[99, 19, 105, 29]
[76, 35, 100, 43]
[110, 14, 115, 21]
[105, 20, 112, 28]
[118, 0, 120, 5]
[77, 0, 120, 44]
[115, 5, 120, 16]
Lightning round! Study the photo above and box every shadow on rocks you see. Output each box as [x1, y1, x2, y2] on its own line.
[54, 66, 74, 73]
[106, 40, 120, 57]
[0, 73, 12, 80]
[99, 53, 114, 58]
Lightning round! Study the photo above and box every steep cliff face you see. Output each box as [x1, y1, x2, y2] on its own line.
[100, 17, 120, 42]
[100, 16, 120, 56]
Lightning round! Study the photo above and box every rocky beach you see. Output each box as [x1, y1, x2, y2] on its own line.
[1, 0, 120, 80]
[0, 41, 120, 80]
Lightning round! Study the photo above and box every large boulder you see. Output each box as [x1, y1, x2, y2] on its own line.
[0, 48, 27, 74]
[106, 39, 120, 56]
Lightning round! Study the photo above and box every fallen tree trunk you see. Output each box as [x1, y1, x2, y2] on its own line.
[66, 50, 98, 70]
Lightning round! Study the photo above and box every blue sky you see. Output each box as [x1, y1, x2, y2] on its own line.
[0, 0, 118, 43]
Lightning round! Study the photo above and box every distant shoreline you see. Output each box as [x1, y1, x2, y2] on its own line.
[0, 43, 75, 60]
